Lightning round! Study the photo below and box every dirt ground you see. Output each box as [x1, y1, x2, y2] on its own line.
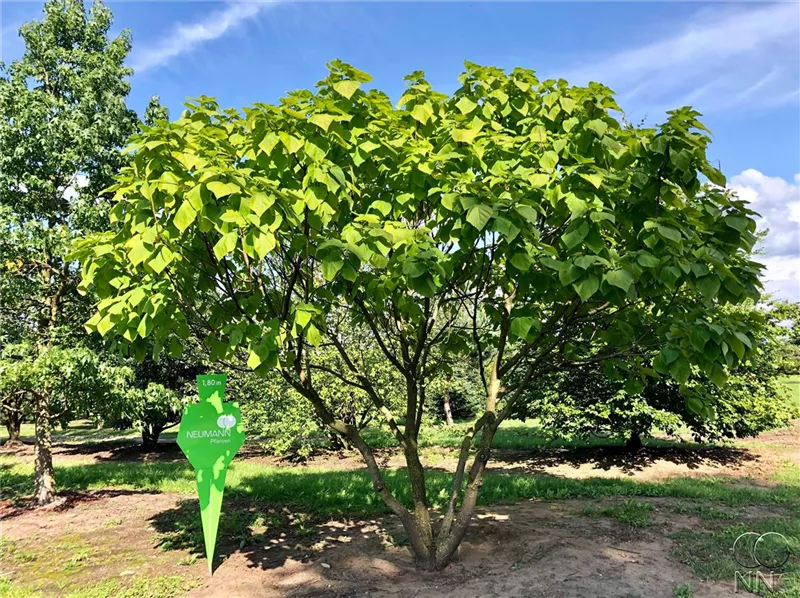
[2, 421, 798, 597]
[1, 491, 734, 598]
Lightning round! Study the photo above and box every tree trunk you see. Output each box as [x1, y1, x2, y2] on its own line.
[34, 392, 55, 506]
[442, 389, 454, 426]
[141, 425, 162, 450]
[625, 431, 644, 451]
[4, 413, 22, 444]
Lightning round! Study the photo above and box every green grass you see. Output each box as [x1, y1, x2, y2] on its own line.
[779, 375, 800, 411]
[0, 576, 199, 598]
[672, 583, 694, 598]
[583, 498, 655, 527]
[671, 516, 800, 595]
[361, 417, 711, 452]
[2, 456, 798, 517]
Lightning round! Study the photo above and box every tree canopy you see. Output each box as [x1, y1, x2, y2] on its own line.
[75, 60, 763, 568]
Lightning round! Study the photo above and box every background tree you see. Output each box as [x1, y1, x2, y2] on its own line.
[515, 301, 796, 447]
[0, 0, 138, 504]
[772, 301, 800, 375]
[76, 61, 763, 569]
[94, 341, 202, 449]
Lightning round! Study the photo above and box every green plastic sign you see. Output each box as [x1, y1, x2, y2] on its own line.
[177, 374, 245, 573]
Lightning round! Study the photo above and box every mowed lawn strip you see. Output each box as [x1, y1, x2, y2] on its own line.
[2, 458, 798, 518]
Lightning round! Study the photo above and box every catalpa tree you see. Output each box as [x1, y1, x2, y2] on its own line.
[74, 61, 762, 569]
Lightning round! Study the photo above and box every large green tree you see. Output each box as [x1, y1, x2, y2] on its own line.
[75, 61, 762, 569]
[0, 0, 138, 504]
[515, 306, 797, 448]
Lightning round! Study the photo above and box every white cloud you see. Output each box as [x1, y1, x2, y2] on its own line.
[729, 170, 800, 302]
[129, 2, 279, 74]
[756, 255, 800, 303]
[563, 3, 800, 115]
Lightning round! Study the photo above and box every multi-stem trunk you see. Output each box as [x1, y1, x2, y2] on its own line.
[34, 391, 55, 506]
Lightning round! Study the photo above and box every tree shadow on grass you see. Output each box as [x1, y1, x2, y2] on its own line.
[147, 495, 408, 575]
[488, 443, 759, 475]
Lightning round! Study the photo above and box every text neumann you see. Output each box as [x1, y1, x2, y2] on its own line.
[186, 429, 232, 439]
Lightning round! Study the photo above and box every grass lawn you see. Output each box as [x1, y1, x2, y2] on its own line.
[2, 375, 799, 597]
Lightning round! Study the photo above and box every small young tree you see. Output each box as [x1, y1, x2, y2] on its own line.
[75, 62, 763, 569]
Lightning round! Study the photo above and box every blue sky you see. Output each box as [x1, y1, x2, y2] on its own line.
[2, 1, 799, 299]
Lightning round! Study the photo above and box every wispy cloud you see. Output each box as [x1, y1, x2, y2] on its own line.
[729, 170, 800, 302]
[562, 3, 800, 115]
[129, 2, 279, 74]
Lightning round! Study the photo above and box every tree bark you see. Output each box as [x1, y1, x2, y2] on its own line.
[442, 388, 454, 426]
[4, 412, 22, 445]
[141, 425, 163, 450]
[33, 392, 55, 505]
[625, 431, 644, 451]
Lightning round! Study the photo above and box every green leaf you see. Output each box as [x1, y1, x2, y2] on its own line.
[403, 260, 427, 278]
[247, 349, 263, 370]
[585, 119, 608, 136]
[669, 356, 691, 385]
[696, 274, 721, 298]
[466, 204, 493, 230]
[174, 201, 197, 232]
[539, 151, 559, 172]
[280, 133, 304, 154]
[659, 266, 682, 289]
[306, 323, 322, 346]
[409, 274, 437, 298]
[724, 215, 749, 232]
[251, 192, 275, 217]
[332, 79, 360, 99]
[310, 113, 336, 132]
[579, 173, 603, 189]
[213, 232, 238, 261]
[636, 252, 660, 268]
[253, 231, 276, 259]
[411, 103, 434, 125]
[207, 181, 240, 199]
[686, 396, 704, 415]
[370, 200, 392, 216]
[321, 257, 343, 281]
[258, 132, 279, 156]
[708, 364, 727, 387]
[559, 264, 582, 286]
[661, 346, 680, 364]
[604, 269, 634, 292]
[185, 184, 205, 211]
[734, 331, 752, 350]
[510, 317, 534, 340]
[690, 327, 709, 352]
[295, 306, 313, 329]
[561, 223, 589, 250]
[573, 275, 599, 301]
[510, 252, 533, 271]
[452, 126, 482, 144]
[147, 247, 173, 274]
[657, 225, 682, 243]
[456, 97, 478, 115]
[128, 241, 151, 266]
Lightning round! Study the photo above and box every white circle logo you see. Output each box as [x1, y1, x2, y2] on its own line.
[217, 414, 237, 429]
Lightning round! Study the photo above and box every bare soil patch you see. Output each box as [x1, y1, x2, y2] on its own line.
[1, 491, 737, 598]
